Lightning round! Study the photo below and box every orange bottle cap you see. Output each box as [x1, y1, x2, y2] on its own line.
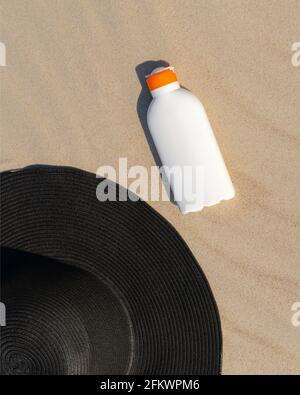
[146, 67, 178, 91]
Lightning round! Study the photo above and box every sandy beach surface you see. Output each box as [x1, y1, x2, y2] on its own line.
[1, 0, 300, 374]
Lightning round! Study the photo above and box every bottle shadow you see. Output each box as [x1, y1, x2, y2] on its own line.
[135, 60, 176, 205]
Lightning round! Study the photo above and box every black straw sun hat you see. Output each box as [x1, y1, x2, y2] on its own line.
[0, 165, 222, 375]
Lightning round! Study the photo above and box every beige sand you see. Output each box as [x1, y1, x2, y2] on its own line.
[1, 0, 299, 374]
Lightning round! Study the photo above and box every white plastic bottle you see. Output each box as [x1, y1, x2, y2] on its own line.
[146, 66, 235, 214]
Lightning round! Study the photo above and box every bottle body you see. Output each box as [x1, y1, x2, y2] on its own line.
[147, 86, 235, 213]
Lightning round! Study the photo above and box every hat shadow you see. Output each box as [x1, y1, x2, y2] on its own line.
[135, 60, 175, 204]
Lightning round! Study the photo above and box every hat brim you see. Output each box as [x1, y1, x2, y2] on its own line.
[0, 165, 222, 375]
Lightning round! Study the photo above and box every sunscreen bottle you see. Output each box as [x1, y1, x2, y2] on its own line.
[146, 66, 235, 213]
